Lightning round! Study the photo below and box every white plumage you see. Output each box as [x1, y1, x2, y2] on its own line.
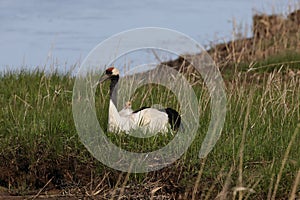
[118, 101, 133, 117]
[107, 100, 169, 133]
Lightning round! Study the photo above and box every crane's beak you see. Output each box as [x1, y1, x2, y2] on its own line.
[93, 74, 110, 88]
[98, 74, 110, 84]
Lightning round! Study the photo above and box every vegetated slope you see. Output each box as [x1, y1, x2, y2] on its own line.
[164, 9, 300, 80]
[0, 9, 300, 200]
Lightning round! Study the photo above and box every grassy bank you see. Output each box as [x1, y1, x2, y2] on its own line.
[0, 56, 299, 199]
[2, 4, 300, 199]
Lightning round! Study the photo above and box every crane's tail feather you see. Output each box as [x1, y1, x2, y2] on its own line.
[164, 108, 181, 131]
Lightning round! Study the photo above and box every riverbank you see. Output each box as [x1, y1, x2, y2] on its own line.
[1, 8, 300, 200]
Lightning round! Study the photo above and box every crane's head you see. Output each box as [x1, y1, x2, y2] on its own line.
[98, 67, 120, 84]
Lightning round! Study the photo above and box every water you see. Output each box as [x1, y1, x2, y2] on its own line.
[0, 0, 291, 72]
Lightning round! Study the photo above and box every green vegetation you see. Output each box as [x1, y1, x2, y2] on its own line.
[1, 5, 300, 199]
[0, 55, 299, 199]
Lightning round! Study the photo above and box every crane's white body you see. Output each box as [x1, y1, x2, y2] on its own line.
[108, 100, 169, 133]
[118, 101, 133, 117]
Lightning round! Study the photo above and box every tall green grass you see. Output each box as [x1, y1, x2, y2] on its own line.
[0, 61, 299, 199]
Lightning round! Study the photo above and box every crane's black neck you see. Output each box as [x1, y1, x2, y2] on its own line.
[110, 75, 119, 106]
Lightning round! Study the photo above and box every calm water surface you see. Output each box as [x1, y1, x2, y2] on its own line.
[0, 0, 290, 72]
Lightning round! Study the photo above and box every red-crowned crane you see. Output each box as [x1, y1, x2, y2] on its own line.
[98, 67, 181, 134]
